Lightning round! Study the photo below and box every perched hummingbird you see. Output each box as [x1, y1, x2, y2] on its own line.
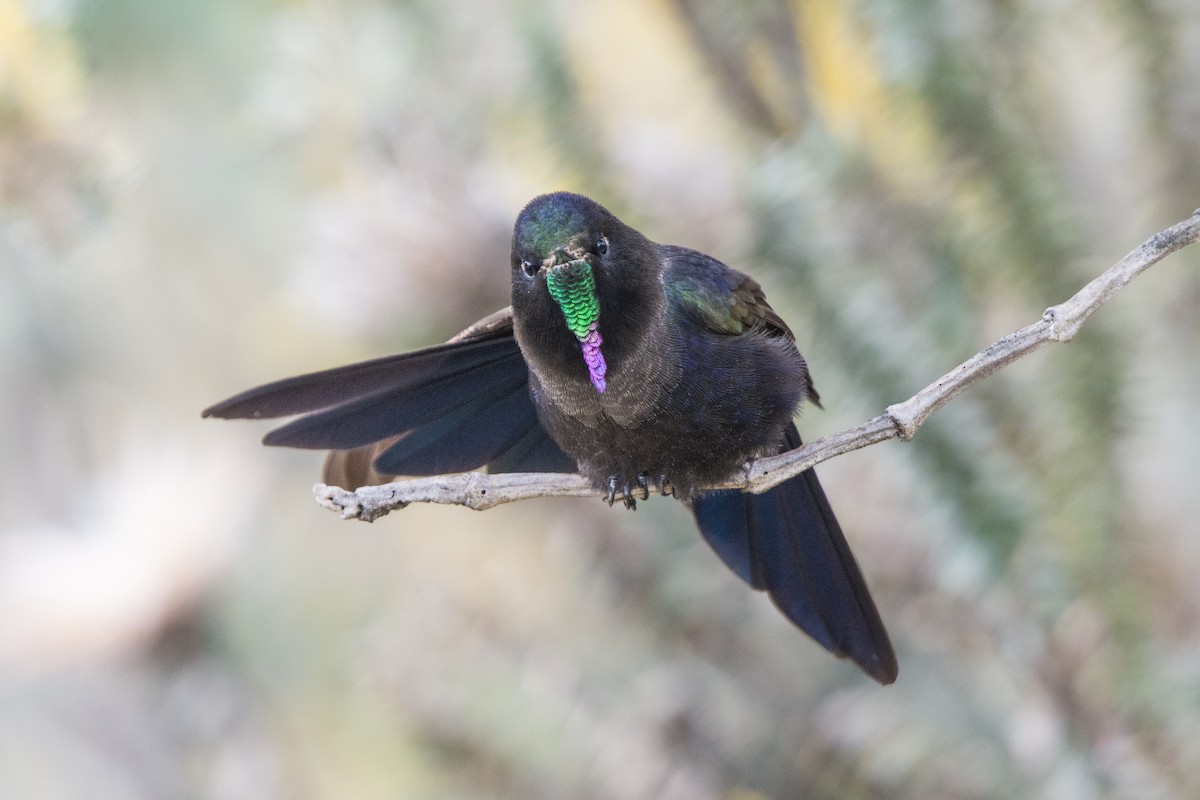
[204, 192, 897, 683]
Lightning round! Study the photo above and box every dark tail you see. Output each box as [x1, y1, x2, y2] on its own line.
[691, 425, 897, 684]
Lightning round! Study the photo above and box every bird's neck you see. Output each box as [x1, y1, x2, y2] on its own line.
[517, 265, 681, 426]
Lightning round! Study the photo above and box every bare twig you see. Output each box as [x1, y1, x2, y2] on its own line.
[317, 210, 1200, 522]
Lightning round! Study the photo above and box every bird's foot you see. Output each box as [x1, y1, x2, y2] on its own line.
[605, 475, 638, 510]
[604, 473, 674, 508]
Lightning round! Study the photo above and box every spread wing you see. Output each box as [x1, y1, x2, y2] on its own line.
[202, 307, 575, 487]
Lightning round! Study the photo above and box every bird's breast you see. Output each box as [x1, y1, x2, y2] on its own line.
[519, 315, 683, 430]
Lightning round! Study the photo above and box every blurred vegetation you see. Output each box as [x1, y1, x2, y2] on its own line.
[2, 0, 1199, 798]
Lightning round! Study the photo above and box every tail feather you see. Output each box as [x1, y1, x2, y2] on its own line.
[691, 425, 896, 684]
[691, 488, 759, 589]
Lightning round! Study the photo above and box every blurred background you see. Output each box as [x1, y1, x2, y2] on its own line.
[2, 0, 1199, 797]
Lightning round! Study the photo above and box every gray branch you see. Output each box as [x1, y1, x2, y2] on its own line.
[317, 210, 1200, 522]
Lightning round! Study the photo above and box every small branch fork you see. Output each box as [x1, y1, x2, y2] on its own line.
[317, 210, 1200, 522]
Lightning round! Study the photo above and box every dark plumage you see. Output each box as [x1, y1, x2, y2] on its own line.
[203, 192, 897, 684]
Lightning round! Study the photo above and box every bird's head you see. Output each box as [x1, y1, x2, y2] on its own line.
[509, 192, 660, 393]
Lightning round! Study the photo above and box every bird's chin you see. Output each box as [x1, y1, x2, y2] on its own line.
[540, 255, 591, 278]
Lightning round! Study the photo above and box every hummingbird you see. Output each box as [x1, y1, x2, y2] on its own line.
[203, 191, 897, 684]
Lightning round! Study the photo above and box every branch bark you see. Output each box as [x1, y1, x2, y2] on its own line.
[316, 210, 1200, 522]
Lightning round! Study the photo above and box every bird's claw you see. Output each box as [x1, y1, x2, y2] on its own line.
[636, 473, 650, 501]
[605, 475, 638, 510]
[656, 474, 673, 497]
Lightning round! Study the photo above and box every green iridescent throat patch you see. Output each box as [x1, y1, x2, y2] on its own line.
[545, 260, 607, 393]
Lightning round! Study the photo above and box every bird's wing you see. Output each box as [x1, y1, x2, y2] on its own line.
[447, 306, 518, 343]
[663, 247, 819, 405]
[203, 307, 575, 486]
[662, 247, 795, 340]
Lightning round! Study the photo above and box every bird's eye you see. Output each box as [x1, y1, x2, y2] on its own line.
[596, 236, 609, 256]
[520, 258, 537, 277]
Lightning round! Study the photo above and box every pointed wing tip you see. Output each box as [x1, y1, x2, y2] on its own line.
[202, 395, 274, 420]
[261, 426, 303, 447]
[198, 402, 230, 422]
